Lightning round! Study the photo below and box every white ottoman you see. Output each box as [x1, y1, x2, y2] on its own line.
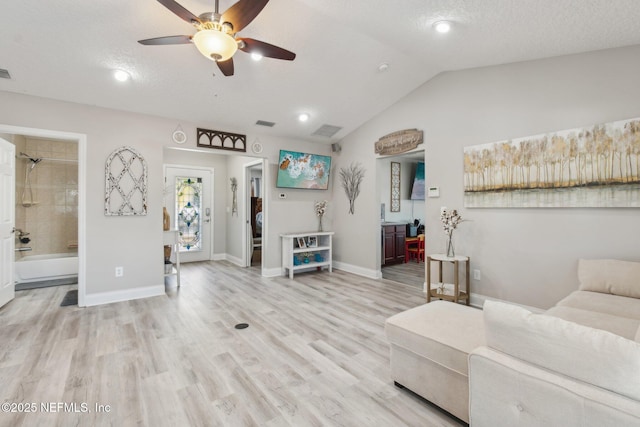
[385, 301, 485, 422]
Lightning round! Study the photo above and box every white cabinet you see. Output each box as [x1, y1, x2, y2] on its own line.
[163, 230, 181, 287]
[281, 231, 334, 279]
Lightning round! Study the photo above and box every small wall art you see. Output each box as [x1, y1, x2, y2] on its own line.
[390, 161, 401, 212]
[197, 127, 246, 152]
[463, 117, 640, 208]
[105, 146, 148, 216]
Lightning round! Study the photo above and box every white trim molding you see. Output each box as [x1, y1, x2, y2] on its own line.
[83, 285, 165, 307]
[333, 261, 381, 280]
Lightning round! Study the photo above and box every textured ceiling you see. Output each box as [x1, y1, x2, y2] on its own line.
[1, 0, 640, 144]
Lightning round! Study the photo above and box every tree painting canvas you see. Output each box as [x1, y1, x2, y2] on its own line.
[464, 117, 640, 208]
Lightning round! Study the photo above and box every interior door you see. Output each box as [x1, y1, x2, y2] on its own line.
[164, 166, 213, 263]
[0, 138, 15, 308]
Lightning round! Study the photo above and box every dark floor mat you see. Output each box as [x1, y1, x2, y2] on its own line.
[16, 278, 78, 291]
[60, 290, 78, 307]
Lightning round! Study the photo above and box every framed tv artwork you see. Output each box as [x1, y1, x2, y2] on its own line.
[277, 150, 331, 190]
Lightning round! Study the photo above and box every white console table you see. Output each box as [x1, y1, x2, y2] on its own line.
[281, 231, 334, 279]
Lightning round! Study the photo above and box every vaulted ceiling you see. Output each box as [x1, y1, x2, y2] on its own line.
[2, 0, 640, 144]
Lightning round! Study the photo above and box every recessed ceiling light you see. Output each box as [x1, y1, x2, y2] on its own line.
[113, 69, 131, 82]
[433, 21, 451, 33]
[298, 113, 310, 122]
[251, 53, 263, 61]
[378, 62, 389, 72]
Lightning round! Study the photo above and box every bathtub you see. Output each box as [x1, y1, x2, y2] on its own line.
[14, 252, 78, 284]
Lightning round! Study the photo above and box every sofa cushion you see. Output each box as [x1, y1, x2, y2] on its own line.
[578, 258, 640, 298]
[556, 290, 640, 321]
[545, 305, 640, 340]
[484, 300, 640, 401]
[385, 301, 484, 376]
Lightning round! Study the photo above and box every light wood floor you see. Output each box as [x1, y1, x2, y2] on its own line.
[381, 260, 425, 290]
[0, 262, 464, 427]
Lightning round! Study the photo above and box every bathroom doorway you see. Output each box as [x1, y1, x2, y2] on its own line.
[0, 124, 86, 306]
[13, 138, 79, 290]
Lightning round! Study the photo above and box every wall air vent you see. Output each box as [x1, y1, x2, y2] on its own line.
[0, 68, 11, 79]
[255, 120, 276, 127]
[312, 124, 342, 138]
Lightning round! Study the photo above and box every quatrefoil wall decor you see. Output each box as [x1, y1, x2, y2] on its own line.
[105, 146, 148, 216]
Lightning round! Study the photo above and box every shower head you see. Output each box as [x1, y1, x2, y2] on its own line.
[19, 152, 43, 169]
[19, 152, 43, 164]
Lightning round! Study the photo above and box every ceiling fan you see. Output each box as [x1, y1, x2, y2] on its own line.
[138, 0, 296, 76]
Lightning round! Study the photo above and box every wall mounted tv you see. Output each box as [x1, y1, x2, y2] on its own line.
[276, 150, 331, 190]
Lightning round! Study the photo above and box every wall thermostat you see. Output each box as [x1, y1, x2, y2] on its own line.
[427, 187, 440, 198]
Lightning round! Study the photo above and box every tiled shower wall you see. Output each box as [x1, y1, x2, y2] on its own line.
[14, 137, 78, 258]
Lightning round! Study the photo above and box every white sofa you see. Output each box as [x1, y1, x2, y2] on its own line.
[386, 259, 640, 426]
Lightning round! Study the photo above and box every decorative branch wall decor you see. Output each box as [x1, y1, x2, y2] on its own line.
[197, 128, 246, 152]
[105, 146, 148, 216]
[463, 117, 640, 208]
[390, 162, 401, 212]
[230, 177, 238, 215]
[339, 162, 366, 214]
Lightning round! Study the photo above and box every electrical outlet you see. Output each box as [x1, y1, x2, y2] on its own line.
[115, 266, 124, 277]
[279, 193, 287, 199]
[473, 269, 481, 280]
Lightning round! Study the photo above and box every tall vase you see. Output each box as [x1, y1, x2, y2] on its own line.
[446, 231, 455, 257]
[163, 207, 170, 231]
[318, 214, 323, 232]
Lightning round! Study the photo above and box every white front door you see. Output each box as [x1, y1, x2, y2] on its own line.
[164, 166, 213, 263]
[0, 138, 15, 308]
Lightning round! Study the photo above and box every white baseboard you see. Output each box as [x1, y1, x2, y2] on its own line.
[418, 286, 544, 312]
[333, 261, 381, 279]
[83, 285, 165, 307]
[212, 253, 226, 261]
[262, 267, 283, 277]
[468, 293, 544, 313]
[225, 254, 244, 267]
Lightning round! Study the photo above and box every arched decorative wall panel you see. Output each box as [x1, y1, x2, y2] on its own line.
[105, 146, 148, 216]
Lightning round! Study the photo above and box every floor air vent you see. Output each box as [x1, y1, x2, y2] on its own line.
[0, 68, 11, 79]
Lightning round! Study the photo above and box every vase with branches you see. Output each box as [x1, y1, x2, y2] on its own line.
[314, 200, 328, 231]
[339, 162, 365, 214]
[440, 208, 463, 257]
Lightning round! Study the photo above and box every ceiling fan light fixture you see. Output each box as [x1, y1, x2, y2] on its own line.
[193, 29, 238, 62]
[251, 53, 263, 61]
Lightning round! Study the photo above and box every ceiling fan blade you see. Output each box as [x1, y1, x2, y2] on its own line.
[239, 38, 295, 61]
[216, 58, 235, 76]
[221, 0, 269, 33]
[138, 35, 192, 45]
[157, 0, 201, 25]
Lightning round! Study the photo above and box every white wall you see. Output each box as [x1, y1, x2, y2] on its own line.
[225, 147, 332, 274]
[335, 44, 640, 309]
[0, 91, 331, 302]
[162, 148, 228, 259]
